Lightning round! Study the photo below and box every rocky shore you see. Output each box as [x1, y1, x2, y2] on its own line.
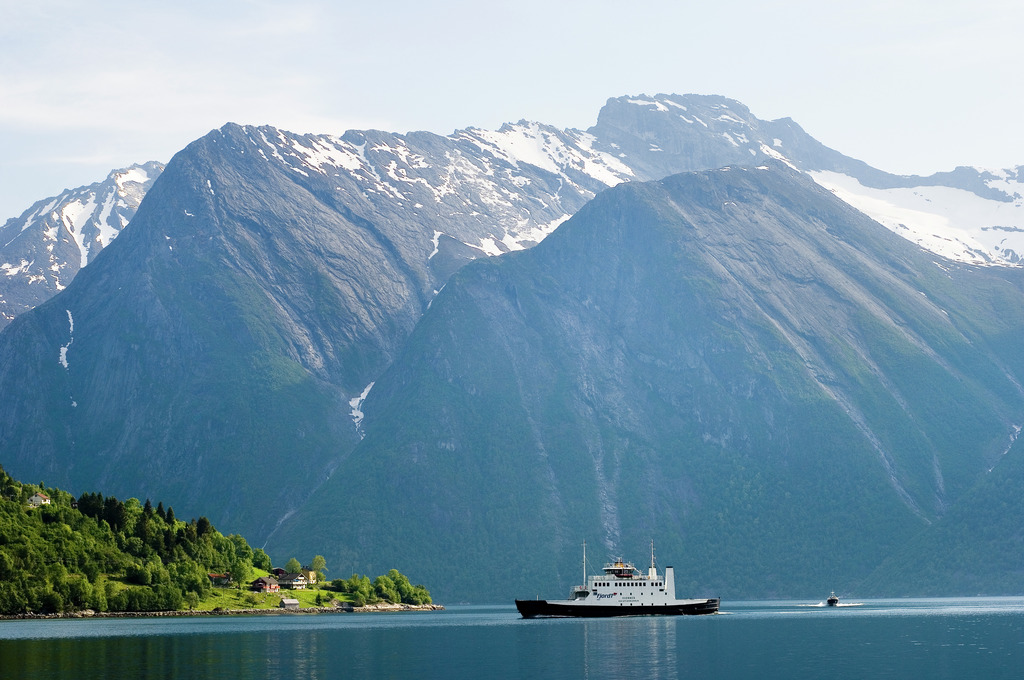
[0, 602, 444, 620]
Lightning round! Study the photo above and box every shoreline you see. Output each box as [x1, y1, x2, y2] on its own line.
[0, 602, 444, 621]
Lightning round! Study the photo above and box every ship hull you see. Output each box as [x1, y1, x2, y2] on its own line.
[515, 597, 720, 618]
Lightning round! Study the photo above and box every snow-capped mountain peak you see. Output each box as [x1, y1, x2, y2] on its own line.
[3, 94, 1024, 332]
[0, 161, 163, 328]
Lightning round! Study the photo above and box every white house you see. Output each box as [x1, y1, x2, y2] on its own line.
[27, 492, 51, 507]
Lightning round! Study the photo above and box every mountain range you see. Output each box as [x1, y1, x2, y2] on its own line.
[1, 94, 1023, 602]
[4, 96, 1022, 333]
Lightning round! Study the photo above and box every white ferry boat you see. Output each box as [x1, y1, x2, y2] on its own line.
[515, 542, 719, 618]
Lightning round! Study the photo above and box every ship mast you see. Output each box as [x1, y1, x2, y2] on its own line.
[582, 540, 587, 586]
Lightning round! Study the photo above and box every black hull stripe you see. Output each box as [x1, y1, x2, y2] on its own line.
[515, 598, 720, 618]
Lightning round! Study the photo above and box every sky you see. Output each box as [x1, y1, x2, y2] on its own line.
[2, 0, 1022, 222]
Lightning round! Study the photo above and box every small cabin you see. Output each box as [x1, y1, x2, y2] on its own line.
[251, 576, 280, 593]
[27, 493, 51, 508]
[279, 598, 300, 610]
[208, 573, 232, 587]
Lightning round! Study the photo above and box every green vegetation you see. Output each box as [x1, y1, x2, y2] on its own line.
[0, 465, 262, 614]
[331, 570, 432, 607]
[0, 465, 431, 614]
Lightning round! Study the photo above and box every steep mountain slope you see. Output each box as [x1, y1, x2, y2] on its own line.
[859, 431, 1024, 596]
[269, 163, 1024, 602]
[0, 118, 645, 541]
[0, 163, 163, 330]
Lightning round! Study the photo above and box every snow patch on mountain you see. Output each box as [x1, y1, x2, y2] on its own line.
[464, 122, 565, 174]
[627, 97, 669, 112]
[96, 191, 119, 245]
[428, 231, 442, 260]
[349, 381, 375, 436]
[114, 166, 153, 192]
[507, 214, 571, 250]
[288, 136, 364, 174]
[810, 171, 1024, 266]
[58, 309, 73, 369]
[2, 260, 32, 277]
[59, 196, 99, 268]
[459, 123, 634, 187]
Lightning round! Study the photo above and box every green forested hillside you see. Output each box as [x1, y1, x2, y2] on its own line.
[0, 464, 269, 614]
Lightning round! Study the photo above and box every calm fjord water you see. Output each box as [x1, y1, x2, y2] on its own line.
[2, 598, 1023, 679]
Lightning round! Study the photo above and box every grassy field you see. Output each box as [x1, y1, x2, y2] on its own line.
[193, 572, 350, 611]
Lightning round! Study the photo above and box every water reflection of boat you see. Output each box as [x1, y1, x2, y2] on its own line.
[826, 591, 839, 606]
[515, 541, 720, 618]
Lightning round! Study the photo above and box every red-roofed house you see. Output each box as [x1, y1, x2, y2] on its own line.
[27, 493, 51, 508]
[251, 576, 280, 593]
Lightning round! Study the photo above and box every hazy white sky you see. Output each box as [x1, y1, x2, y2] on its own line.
[2, 0, 1022, 221]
